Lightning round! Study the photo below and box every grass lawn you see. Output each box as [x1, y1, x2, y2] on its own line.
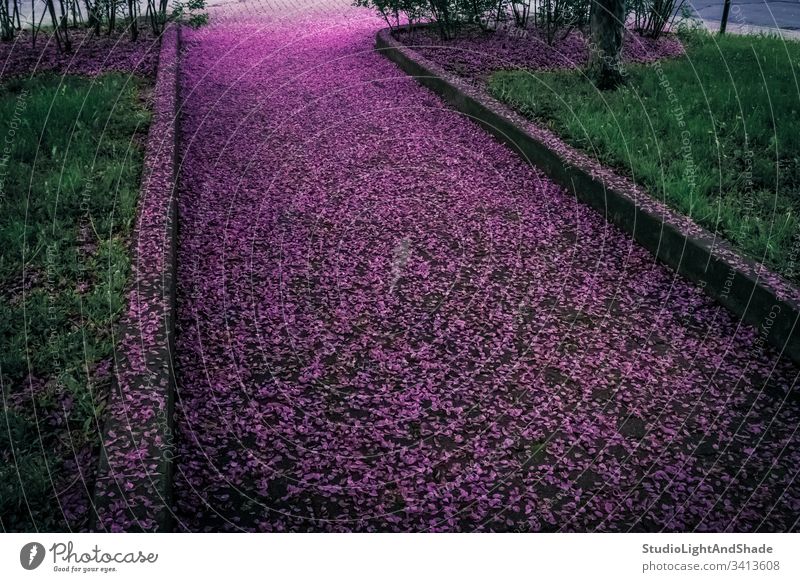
[488, 31, 800, 283]
[0, 74, 150, 530]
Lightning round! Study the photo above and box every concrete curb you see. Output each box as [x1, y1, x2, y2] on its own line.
[376, 25, 800, 366]
[696, 18, 800, 40]
[91, 24, 181, 532]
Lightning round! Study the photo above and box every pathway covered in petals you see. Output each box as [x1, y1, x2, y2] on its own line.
[173, 0, 800, 531]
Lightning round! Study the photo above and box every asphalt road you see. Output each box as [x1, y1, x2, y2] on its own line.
[682, 0, 800, 30]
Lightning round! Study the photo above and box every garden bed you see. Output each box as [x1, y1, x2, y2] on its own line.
[487, 31, 800, 287]
[0, 72, 152, 531]
[0, 28, 160, 80]
[0, 27, 162, 532]
[393, 24, 684, 83]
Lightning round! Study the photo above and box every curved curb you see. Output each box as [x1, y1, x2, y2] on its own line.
[90, 24, 181, 532]
[376, 25, 800, 367]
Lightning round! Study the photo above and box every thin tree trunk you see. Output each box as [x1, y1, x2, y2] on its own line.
[14, 0, 22, 30]
[32, 0, 44, 47]
[108, 0, 116, 34]
[1, 1, 11, 42]
[93, 0, 101, 33]
[158, 0, 168, 33]
[128, 0, 138, 40]
[84, 0, 99, 30]
[45, 0, 62, 50]
[587, 0, 625, 90]
[57, 0, 71, 51]
[720, 0, 731, 34]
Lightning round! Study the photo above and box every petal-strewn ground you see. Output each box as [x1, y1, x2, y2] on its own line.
[173, 1, 800, 532]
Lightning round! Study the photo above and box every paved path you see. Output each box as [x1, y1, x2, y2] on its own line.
[173, 0, 800, 531]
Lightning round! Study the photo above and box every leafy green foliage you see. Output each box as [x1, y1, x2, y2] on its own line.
[0, 74, 150, 531]
[536, 0, 591, 44]
[356, 0, 506, 38]
[171, 0, 210, 29]
[489, 31, 800, 282]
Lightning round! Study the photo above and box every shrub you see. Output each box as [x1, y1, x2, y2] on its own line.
[355, 0, 413, 30]
[629, 0, 686, 39]
[536, 0, 590, 44]
[358, 0, 590, 41]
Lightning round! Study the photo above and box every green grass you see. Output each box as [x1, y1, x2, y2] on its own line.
[489, 31, 800, 282]
[0, 74, 150, 531]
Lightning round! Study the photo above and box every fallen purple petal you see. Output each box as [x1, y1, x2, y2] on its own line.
[165, 4, 800, 532]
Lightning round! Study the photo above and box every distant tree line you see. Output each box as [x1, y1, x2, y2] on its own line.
[359, 0, 683, 42]
[0, 0, 207, 50]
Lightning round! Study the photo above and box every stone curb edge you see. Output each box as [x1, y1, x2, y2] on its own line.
[376, 25, 800, 367]
[90, 24, 181, 532]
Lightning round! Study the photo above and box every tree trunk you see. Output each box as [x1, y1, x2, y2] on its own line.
[1, 1, 13, 42]
[57, 0, 71, 51]
[45, 0, 62, 51]
[587, 0, 625, 90]
[128, 0, 138, 40]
